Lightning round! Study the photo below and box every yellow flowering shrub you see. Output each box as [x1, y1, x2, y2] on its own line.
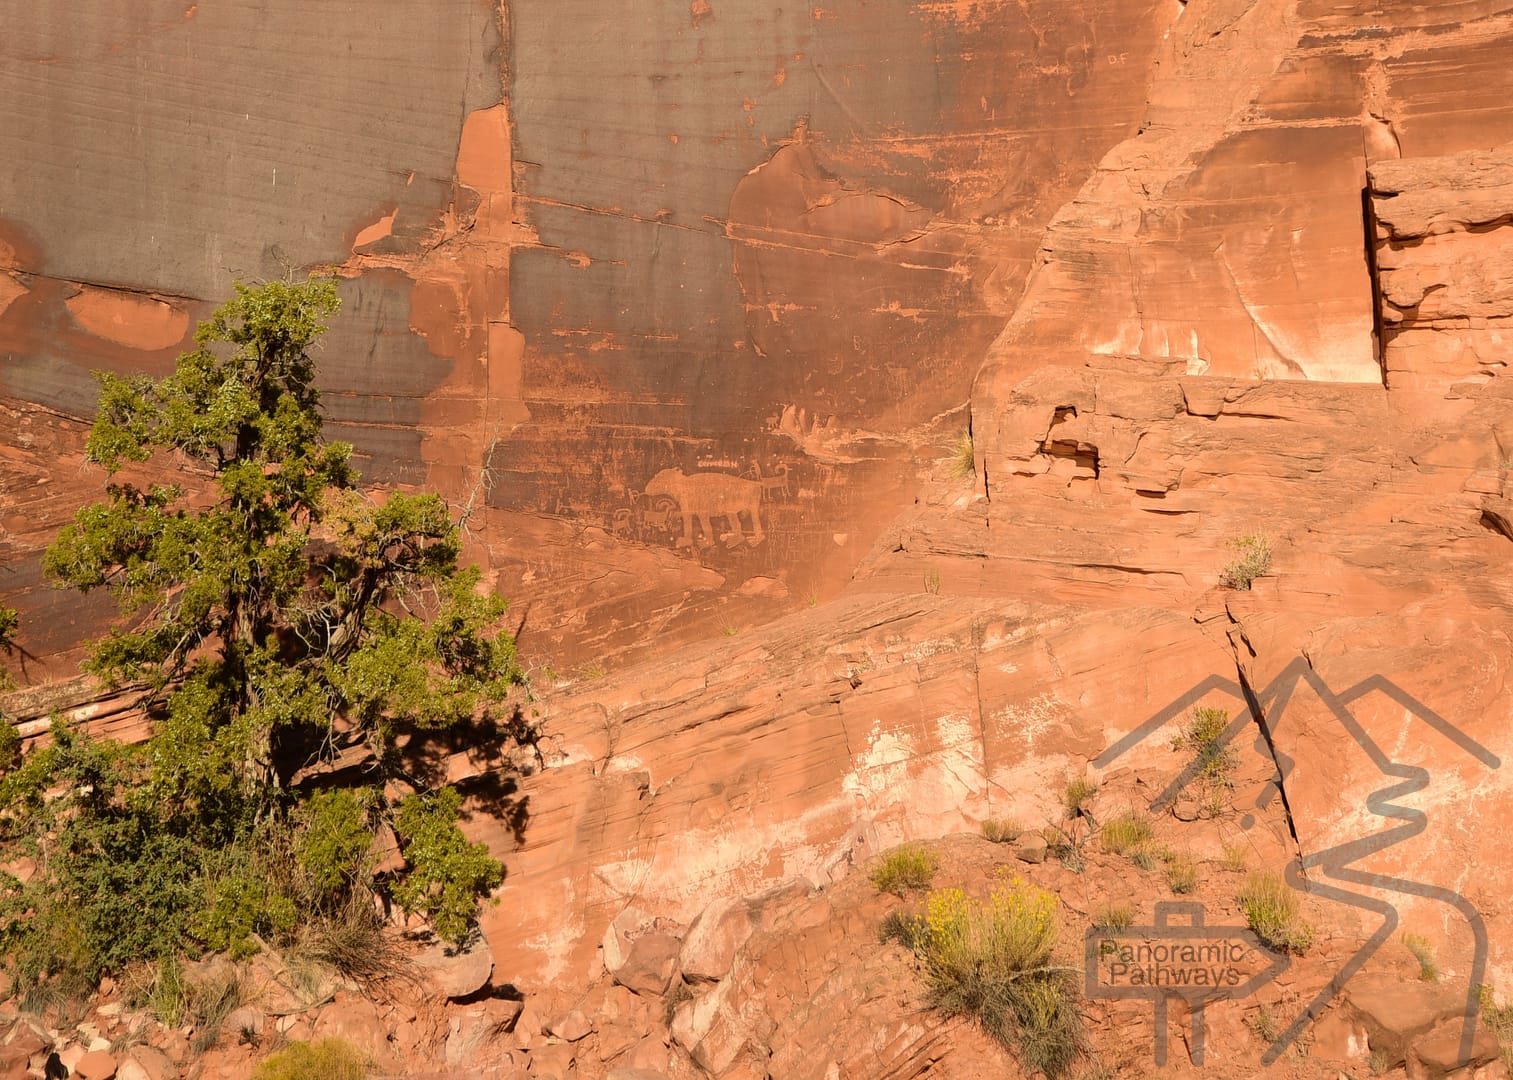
[910, 875, 1082, 1077]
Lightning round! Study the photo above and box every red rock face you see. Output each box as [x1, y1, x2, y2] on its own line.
[7, 1, 1513, 1072]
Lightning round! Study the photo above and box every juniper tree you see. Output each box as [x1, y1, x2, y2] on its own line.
[1, 278, 521, 988]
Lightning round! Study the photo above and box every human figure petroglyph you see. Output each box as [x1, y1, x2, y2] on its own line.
[644, 468, 765, 548]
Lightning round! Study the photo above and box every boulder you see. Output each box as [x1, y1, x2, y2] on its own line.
[544, 1009, 592, 1043]
[1015, 834, 1048, 864]
[601, 907, 657, 977]
[118, 1045, 174, 1080]
[414, 934, 495, 1001]
[527, 1040, 576, 1080]
[445, 998, 524, 1066]
[680, 898, 753, 983]
[310, 991, 389, 1052]
[0, 1023, 48, 1076]
[74, 1049, 119, 1080]
[222, 1005, 265, 1039]
[1413, 1017, 1501, 1074]
[613, 934, 681, 996]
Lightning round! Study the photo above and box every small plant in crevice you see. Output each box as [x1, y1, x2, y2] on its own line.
[1199, 784, 1232, 820]
[1401, 932, 1438, 982]
[1236, 871, 1312, 954]
[663, 978, 694, 1026]
[924, 569, 943, 595]
[953, 430, 976, 481]
[1219, 533, 1273, 590]
[870, 845, 939, 897]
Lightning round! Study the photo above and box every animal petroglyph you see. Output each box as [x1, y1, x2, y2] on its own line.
[644, 468, 765, 548]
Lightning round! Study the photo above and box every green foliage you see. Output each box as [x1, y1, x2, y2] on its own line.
[296, 788, 377, 905]
[0, 723, 19, 774]
[0, 604, 16, 692]
[914, 878, 1084, 1078]
[392, 788, 504, 945]
[254, 1038, 371, 1080]
[0, 721, 207, 994]
[869, 844, 939, 898]
[1219, 534, 1272, 590]
[1236, 871, 1312, 954]
[1221, 844, 1249, 873]
[1, 278, 524, 997]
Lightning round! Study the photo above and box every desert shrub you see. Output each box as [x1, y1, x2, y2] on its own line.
[916, 878, 1083, 1078]
[1200, 785, 1231, 819]
[1094, 905, 1132, 931]
[0, 723, 210, 995]
[1236, 872, 1312, 954]
[1165, 856, 1198, 894]
[1098, 814, 1153, 857]
[1041, 825, 1085, 874]
[1173, 705, 1237, 781]
[1219, 534, 1272, 590]
[1401, 933, 1437, 982]
[196, 854, 300, 961]
[254, 1038, 371, 1080]
[295, 896, 411, 991]
[870, 845, 939, 897]
[1062, 778, 1097, 820]
[982, 818, 1022, 844]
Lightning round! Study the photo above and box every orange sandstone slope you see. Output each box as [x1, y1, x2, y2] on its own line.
[460, 1, 1513, 1075]
[2, 0, 1513, 1074]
